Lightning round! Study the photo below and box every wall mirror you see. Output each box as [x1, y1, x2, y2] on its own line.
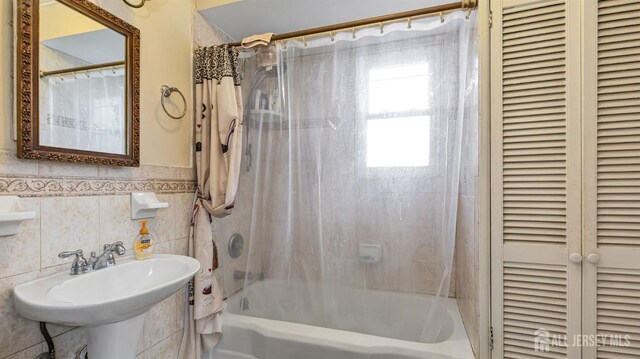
[16, 0, 140, 166]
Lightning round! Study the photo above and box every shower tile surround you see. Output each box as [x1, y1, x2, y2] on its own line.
[0, 150, 197, 359]
[192, 14, 476, 358]
[216, 40, 472, 305]
[214, 70, 464, 303]
[456, 100, 480, 356]
[236, 123, 459, 298]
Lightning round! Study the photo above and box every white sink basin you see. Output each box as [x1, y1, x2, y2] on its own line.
[13, 254, 200, 359]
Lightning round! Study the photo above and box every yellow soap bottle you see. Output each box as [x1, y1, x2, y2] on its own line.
[134, 220, 154, 260]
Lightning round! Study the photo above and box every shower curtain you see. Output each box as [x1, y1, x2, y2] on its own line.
[180, 45, 243, 359]
[40, 69, 126, 154]
[222, 10, 477, 346]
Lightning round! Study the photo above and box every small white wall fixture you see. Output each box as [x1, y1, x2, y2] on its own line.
[0, 196, 36, 236]
[359, 243, 382, 263]
[131, 192, 169, 220]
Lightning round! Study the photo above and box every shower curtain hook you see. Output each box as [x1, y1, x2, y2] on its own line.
[379, 22, 384, 34]
[302, 36, 308, 47]
[352, 27, 356, 39]
[440, 12, 445, 23]
[407, 17, 412, 29]
[465, 8, 472, 20]
[329, 31, 335, 42]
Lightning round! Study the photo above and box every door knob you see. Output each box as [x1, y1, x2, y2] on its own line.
[569, 253, 583, 263]
[587, 253, 600, 265]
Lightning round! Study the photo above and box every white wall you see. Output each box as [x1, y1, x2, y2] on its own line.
[1, 0, 196, 167]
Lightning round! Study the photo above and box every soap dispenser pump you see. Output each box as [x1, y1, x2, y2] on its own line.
[133, 220, 154, 260]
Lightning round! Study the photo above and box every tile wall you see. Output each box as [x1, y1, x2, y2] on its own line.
[0, 150, 196, 359]
[455, 96, 480, 356]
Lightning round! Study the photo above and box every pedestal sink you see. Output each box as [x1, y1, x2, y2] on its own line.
[13, 254, 200, 359]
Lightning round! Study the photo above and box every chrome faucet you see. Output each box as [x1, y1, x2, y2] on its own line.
[58, 249, 92, 275]
[90, 241, 126, 271]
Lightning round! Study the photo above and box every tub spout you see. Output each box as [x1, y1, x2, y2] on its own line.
[234, 271, 264, 281]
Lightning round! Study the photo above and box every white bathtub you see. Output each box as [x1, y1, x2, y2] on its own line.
[207, 280, 474, 359]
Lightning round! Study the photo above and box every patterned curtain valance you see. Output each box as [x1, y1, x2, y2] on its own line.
[194, 45, 241, 85]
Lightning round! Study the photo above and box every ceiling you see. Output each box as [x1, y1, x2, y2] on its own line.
[42, 29, 125, 65]
[198, 0, 448, 42]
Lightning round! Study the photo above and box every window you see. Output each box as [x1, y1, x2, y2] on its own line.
[365, 62, 432, 168]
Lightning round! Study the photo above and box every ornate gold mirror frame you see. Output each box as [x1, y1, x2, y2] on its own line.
[16, 0, 141, 166]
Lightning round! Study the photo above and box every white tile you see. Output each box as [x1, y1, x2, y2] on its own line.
[143, 294, 178, 349]
[0, 198, 40, 278]
[175, 285, 187, 331]
[44, 322, 76, 341]
[98, 195, 140, 251]
[141, 165, 178, 180]
[175, 237, 189, 256]
[148, 194, 176, 244]
[0, 272, 42, 358]
[144, 330, 181, 359]
[97, 165, 140, 179]
[153, 238, 176, 255]
[3, 343, 44, 359]
[37, 161, 98, 178]
[409, 261, 445, 295]
[0, 151, 38, 176]
[38, 263, 70, 277]
[399, 226, 439, 264]
[399, 192, 442, 227]
[175, 193, 194, 239]
[51, 327, 87, 359]
[97, 164, 179, 180]
[40, 196, 100, 268]
[175, 166, 196, 181]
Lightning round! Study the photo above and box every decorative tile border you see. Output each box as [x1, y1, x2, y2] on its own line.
[0, 150, 197, 197]
[0, 175, 196, 197]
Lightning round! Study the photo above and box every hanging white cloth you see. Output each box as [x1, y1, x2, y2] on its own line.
[41, 68, 126, 154]
[179, 45, 243, 359]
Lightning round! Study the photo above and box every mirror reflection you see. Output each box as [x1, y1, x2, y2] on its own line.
[39, 0, 127, 155]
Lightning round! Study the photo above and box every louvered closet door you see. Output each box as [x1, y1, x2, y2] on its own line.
[490, 0, 582, 357]
[582, 1, 640, 358]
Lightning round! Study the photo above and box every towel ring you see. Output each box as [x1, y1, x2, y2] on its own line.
[160, 85, 187, 119]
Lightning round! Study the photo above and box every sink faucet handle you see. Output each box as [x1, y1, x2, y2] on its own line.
[104, 241, 126, 256]
[58, 249, 92, 275]
[58, 249, 84, 259]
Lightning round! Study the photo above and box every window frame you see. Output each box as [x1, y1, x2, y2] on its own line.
[355, 37, 449, 179]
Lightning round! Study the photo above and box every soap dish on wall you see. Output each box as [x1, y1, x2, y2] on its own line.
[131, 192, 169, 220]
[359, 243, 382, 263]
[0, 196, 36, 236]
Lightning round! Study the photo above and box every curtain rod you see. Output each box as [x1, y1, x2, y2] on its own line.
[227, 1, 477, 48]
[40, 61, 125, 78]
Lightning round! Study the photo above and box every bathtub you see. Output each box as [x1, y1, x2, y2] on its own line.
[207, 279, 474, 359]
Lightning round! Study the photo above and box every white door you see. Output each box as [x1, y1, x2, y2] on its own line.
[582, 1, 640, 358]
[490, 0, 582, 357]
